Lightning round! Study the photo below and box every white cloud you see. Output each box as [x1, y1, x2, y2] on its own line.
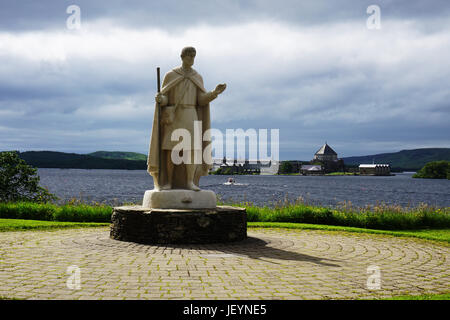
[0, 18, 449, 158]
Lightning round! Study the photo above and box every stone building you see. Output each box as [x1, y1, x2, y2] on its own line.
[314, 143, 338, 161]
[310, 143, 345, 173]
[300, 164, 323, 175]
[212, 158, 262, 175]
[359, 164, 391, 176]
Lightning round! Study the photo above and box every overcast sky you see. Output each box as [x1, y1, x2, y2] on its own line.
[0, 0, 449, 160]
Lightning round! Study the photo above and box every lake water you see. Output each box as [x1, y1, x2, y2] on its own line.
[37, 169, 450, 208]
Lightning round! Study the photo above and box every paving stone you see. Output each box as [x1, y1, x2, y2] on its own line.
[0, 227, 448, 300]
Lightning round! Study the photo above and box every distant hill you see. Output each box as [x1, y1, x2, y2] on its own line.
[18, 151, 147, 170]
[88, 151, 147, 161]
[342, 148, 450, 171]
[10, 148, 450, 171]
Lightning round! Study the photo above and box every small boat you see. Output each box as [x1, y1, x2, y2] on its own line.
[223, 177, 249, 186]
[223, 177, 235, 185]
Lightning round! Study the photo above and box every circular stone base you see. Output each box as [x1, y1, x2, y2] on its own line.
[110, 205, 247, 244]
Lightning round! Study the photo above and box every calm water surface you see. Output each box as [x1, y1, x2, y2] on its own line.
[37, 169, 450, 208]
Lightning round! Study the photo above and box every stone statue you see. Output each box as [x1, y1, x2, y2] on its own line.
[113, 47, 245, 241]
[147, 47, 226, 192]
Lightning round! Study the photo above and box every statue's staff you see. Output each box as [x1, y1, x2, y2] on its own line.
[156, 67, 161, 187]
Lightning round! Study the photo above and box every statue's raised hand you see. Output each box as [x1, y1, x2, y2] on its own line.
[214, 83, 227, 95]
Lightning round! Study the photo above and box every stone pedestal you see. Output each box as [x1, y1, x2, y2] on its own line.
[110, 205, 247, 244]
[143, 189, 216, 209]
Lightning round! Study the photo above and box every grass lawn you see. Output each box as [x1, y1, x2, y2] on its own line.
[0, 218, 109, 232]
[381, 293, 450, 300]
[325, 172, 359, 176]
[1, 218, 448, 244]
[248, 222, 450, 243]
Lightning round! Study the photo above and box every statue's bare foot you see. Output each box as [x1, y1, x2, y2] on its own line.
[160, 184, 172, 190]
[187, 182, 200, 191]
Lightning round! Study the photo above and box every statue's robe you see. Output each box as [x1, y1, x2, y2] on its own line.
[147, 67, 213, 189]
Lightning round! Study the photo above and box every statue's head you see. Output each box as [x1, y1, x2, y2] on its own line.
[181, 46, 196, 67]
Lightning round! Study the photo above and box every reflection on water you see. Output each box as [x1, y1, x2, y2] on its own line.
[37, 169, 450, 208]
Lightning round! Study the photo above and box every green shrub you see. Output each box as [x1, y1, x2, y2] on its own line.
[278, 161, 294, 174]
[413, 160, 450, 179]
[54, 204, 112, 222]
[1, 200, 448, 230]
[244, 201, 449, 230]
[0, 202, 112, 222]
[0, 151, 57, 203]
[0, 202, 54, 220]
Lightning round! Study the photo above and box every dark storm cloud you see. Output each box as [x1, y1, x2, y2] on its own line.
[0, 0, 449, 159]
[1, 0, 450, 31]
